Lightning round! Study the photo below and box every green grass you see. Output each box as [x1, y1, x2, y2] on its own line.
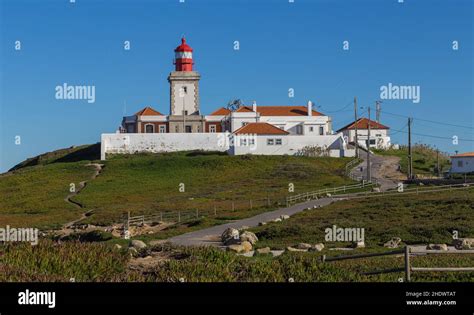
[373, 144, 450, 176]
[0, 162, 96, 229]
[249, 188, 474, 250]
[74, 152, 355, 225]
[1, 149, 356, 229]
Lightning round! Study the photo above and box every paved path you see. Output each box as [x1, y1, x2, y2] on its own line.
[169, 197, 341, 246]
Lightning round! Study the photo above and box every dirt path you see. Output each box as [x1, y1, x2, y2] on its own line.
[350, 150, 405, 191]
[62, 163, 103, 229]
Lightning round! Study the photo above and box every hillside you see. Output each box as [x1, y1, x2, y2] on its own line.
[373, 144, 450, 176]
[0, 148, 356, 229]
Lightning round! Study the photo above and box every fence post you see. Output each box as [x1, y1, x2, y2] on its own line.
[214, 204, 217, 216]
[127, 211, 130, 229]
[405, 246, 411, 282]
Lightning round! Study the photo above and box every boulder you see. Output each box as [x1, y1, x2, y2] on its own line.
[286, 246, 308, 252]
[241, 241, 253, 253]
[312, 243, 325, 252]
[227, 244, 245, 253]
[130, 240, 147, 249]
[453, 238, 474, 250]
[256, 247, 271, 255]
[372, 187, 381, 193]
[326, 193, 332, 197]
[221, 228, 240, 245]
[240, 231, 258, 245]
[384, 237, 402, 249]
[273, 218, 282, 223]
[426, 244, 448, 251]
[114, 244, 122, 250]
[280, 215, 290, 220]
[258, 222, 267, 226]
[296, 243, 313, 250]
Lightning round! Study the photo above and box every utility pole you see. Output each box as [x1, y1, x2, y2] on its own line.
[408, 117, 413, 180]
[436, 149, 440, 177]
[376, 101, 382, 123]
[367, 106, 371, 182]
[354, 97, 359, 158]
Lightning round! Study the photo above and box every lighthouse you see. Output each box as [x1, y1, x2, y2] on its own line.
[168, 37, 204, 133]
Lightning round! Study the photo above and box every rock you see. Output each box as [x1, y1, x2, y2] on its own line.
[241, 241, 253, 252]
[286, 246, 307, 252]
[258, 222, 267, 226]
[418, 182, 425, 186]
[372, 187, 381, 193]
[273, 218, 282, 223]
[313, 205, 318, 209]
[114, 244, 122, 250]
[240, 226, 250, 231]
[130, 240, 147, 249]
[280, 215, 290, 220]
[227, 244, 245, 253]
[296, 243, 312, 250]
[221, 228, 240, 245]
[351, 241, 365, 249]
[312, 243, 325, 252]
[384, 237, 402, 248]
[271, 250, 285, 257]
[326, 193, 332, 197]
[426, 244, 448, 251]
[128, 247, 138, 257]
[453, 238, 474, 250]
[239, 251, 255, 257]
[256, 247, 271, 255]
[240, 231, 258, 245]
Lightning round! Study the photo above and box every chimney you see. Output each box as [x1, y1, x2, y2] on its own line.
[252, 100, 257, 112]
[307, 100, 312, 116]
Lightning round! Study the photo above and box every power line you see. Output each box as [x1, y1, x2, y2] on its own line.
[383, 111, 474, 130]
[390, 127, 474, 142]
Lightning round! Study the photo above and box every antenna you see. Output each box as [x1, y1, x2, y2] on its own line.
[375, 101, 382, 123]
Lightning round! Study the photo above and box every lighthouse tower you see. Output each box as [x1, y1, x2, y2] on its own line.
[168, 38, 202, 126]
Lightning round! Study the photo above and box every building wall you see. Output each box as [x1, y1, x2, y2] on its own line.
[450, 157, 474, 173]
[205, 122, 223, 132]
[342, 129, 390, 149]
[139, 122, 168, 133]
[230, 134, 347, 156]
[101, 133, 228, 160]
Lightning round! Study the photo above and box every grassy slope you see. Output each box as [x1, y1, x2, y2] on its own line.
[0, 162, 96, 229]
[373, 144, 450, 175]
[250, 188, 474, 249]
[1, 150, 355, 228]
[74, 152, 355, 225]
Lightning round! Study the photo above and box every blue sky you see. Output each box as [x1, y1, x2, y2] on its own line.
[0, 0, 473, 172]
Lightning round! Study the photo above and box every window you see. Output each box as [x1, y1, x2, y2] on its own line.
[309, 127, 314, 132]
[296, 125, 303, 135]
[249, 139, 255, 146]
[159, 125, 166, 133]
[185, 125, 192, 133]
[175, 125, 179, 132]
[145, 124, 154, 133]
[267, 139, 274, 145]
[210, 125, 216, 133]
[275, 139, 282, 145]
[182, 110, 188, 115]
[183, 86, 187, 94]
[319, 127, 324, 135]
[369, 139, 376, 145]
[458, 160, 463, 167]
[127, 124, 135, 133]
[240, 138, 247, 146]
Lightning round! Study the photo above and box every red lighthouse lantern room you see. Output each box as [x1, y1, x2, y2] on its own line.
[174, 37, 194, 72]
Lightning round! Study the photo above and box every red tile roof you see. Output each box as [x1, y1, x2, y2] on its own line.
[235, 105, 324, 116]
[135, 106, 164, 116]
[209, 107, 231, 116]
[337, 118, 389, 132]
[451, 152, 474, 158]
[233, 122, 289, 135]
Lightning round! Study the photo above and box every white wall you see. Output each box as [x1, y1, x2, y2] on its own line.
[342, 129, 391, 149]
[450, 157, 474, 173]
[230, 134, 347, 156]
[101, 133, 228, 160]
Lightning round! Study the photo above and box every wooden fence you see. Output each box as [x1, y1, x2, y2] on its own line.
[321, 246, 474, 282]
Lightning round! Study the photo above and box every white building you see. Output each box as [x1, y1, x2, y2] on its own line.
[450, 152, 474, 173]
[337, 118, 391, 150]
